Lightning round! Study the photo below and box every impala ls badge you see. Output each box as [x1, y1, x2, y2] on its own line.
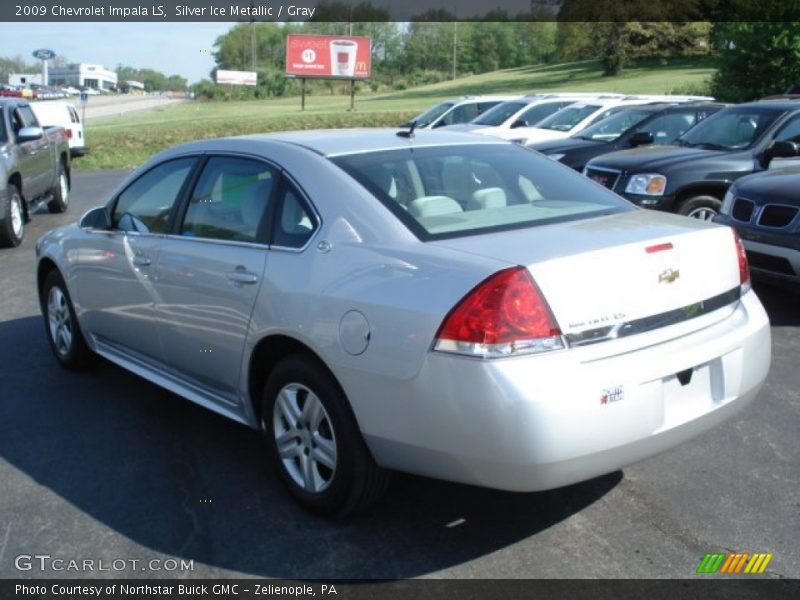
[659, 268, 680, 284]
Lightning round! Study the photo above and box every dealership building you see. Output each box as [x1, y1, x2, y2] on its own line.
[48, 63, 118, 91]
[8, 73, 43, 87]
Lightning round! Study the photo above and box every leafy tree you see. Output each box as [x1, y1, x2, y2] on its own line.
[557, 21, 710, 75]
[711, 21, 800, 101]
[557, 0, 712, 75]
[0, 55, 41, 83]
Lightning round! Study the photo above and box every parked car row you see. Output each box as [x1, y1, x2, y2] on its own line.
[0, 84, 100, 100]
[407, 93, 800, 289]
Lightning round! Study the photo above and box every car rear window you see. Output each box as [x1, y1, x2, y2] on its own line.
[331, 144, 632, 240]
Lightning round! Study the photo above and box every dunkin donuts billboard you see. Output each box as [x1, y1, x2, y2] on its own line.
[286, 34, 372, 79]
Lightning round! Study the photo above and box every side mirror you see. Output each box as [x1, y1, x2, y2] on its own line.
[80, 206, 112, 230]
[630, 131, 655, 146]
[17, 126, 43, 142]
[510, 119, 527, 129]
[763, 140, 799, 163]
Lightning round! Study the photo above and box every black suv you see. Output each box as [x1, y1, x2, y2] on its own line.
[714, 167, 800, 288]
[528, 102, 725, 172]
[582, 100, 800, 219]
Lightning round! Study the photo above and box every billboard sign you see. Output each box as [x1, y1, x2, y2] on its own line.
[286, 34, 371, 80]
[216, 69, 257, 86]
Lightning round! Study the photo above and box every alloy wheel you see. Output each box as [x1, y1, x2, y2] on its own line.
[271, 383, 337, 493]
[687, 206, 717, 220]
[47, 286, 73, 356]
[10, 194, 23, 238]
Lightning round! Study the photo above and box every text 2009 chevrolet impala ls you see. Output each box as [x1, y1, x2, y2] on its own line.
[36, 129, 771, 515]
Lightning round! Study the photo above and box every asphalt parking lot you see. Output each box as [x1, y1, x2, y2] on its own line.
[0, 169, 797, 580]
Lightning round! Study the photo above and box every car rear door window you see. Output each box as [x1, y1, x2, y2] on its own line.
[181, 156, 276, 243]
[113, 158, 195, 234]
[517, 101, 570, 127]
[644, 112, 697, 144]
[440, 103, 479, 126]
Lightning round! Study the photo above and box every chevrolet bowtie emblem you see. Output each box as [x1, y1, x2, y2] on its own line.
[659, 268, 680, 284]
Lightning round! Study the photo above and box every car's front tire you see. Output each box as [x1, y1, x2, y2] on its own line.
[42, 270, 94, 368]
[678, 194, 721, 220]
[47, 162, 69, 214]
[0, 184, 24, 248]
[261, 354, 391, 516]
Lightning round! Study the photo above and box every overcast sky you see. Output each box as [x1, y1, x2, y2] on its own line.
[1, 23, 234, 83]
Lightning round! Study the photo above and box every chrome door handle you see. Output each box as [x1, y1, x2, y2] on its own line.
[133, 254, 152, 266]
[227, 270, 258, 285]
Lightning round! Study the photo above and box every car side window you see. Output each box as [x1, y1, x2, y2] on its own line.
[181, 156, 276, 243]
[517, 102, 568, 127]
[18, 105, 38, 127]
[113, 158, 195, 234]
[11, 109, 26, 135]
[644, 112, 697, 144]
[272, 184, 318, 248]
[774, 115, 800, 144]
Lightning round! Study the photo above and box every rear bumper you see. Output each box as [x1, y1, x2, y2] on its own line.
[70, 146, 88, 158]
[742, 239, 800, 286]
[346, 290, 771, 491]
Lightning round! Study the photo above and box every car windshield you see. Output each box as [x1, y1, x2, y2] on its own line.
[331, 144, 631, 240]
[472, 101, 527, 126]
[411, 102, 454, 128]
[676, 106, 784, 150]
[536, 104, 602, 131]
[576, 108, 654, 142]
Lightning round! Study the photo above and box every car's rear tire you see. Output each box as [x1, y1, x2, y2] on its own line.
[42, 270, 95, 368]
[677, 195, 721, 221]
[0, 184, 24, 248]
[47, 162, 69, 214]
[261, 354, 391, 516]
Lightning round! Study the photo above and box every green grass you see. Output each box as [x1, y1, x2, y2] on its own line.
[77, 57, 716, 170]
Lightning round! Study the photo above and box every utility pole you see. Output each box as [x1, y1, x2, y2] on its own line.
[452, 22, 457, 80]
[250, 0, 256, 72]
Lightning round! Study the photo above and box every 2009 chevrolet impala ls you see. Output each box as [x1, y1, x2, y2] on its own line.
[36, 129, 771, 515]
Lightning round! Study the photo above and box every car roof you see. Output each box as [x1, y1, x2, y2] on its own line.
[737, 99, 800, 111]
[195, 128, 511, 158]
[449, 95, 517, 103]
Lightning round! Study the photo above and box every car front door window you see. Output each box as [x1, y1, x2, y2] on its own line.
[113, 158, 195, 234]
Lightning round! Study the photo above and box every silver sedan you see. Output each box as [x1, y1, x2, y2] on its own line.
[36, 129, 771, 515]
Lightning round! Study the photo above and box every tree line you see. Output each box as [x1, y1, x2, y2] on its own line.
[198, 16, 800, 103]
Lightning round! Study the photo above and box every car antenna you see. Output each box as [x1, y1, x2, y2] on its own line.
[397, 120, 416, 139]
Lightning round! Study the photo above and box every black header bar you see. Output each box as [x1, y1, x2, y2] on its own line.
[3, 0, 800, 22]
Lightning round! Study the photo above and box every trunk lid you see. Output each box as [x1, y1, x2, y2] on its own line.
[431, 210, 741, 346]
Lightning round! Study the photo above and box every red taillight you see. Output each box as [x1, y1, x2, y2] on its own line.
[66, 128, 73, 139]
[732, 229, 750, 291]
[435, 266, 563, 358]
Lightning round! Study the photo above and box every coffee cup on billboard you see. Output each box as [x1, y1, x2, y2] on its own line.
[330, 40, 357, 77]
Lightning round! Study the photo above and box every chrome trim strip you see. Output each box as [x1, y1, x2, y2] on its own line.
[565, 287, 742, 347]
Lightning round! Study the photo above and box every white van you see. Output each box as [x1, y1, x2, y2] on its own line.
[30, 101, 86, 157]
